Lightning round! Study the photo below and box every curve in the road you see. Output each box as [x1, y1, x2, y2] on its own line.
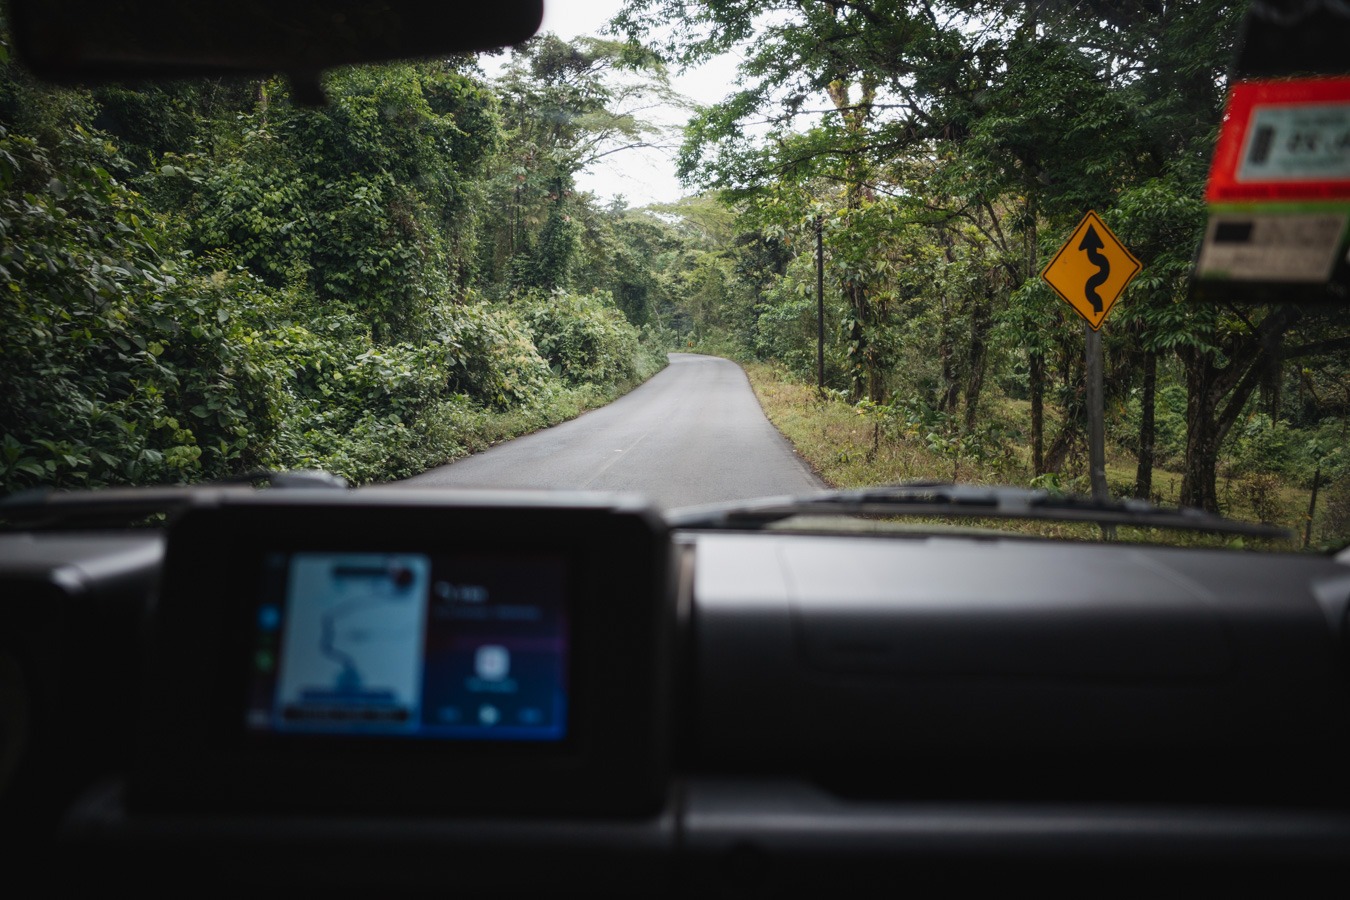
[398, 353, 825, 509]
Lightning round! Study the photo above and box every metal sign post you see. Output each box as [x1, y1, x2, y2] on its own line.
[1042, 211, 1141, 517]
[1084, 323, 1108, 505]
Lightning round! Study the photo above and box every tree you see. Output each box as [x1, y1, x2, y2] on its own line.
[484, 34, 680, 296]
[614, 0, 1350, 514]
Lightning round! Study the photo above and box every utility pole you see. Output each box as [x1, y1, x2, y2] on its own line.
[816, 215, 825, 394]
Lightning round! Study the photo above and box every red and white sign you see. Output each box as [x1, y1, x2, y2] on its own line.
[1207, 77, 1350, 204]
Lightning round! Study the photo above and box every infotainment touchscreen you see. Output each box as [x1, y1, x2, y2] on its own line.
[138, 493, 668, 815]
[244, 550, 569, 742]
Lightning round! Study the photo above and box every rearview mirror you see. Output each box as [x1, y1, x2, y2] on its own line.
[8, 0, 543, 83]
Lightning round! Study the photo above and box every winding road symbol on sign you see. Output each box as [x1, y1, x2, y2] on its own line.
[1078, 226, 1110, 314]
[1042, 211, 1141, 330]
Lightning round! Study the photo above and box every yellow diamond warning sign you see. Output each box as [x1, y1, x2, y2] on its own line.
[1041, 211, 1142, 331]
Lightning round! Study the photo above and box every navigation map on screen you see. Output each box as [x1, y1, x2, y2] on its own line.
[245, 550, 569, 741]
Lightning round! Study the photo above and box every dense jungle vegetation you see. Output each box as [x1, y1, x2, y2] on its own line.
[3, 2, 1350, 546]
[611, 0, 1350, 546]
[0, 26, 676, 488]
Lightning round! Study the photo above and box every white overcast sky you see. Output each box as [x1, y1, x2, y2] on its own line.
[507, 0, 745, 207]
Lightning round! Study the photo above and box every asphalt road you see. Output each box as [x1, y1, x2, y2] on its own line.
[399, 353, 825, 509]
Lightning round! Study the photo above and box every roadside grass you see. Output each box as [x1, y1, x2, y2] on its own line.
[742, 361, 1329, 551]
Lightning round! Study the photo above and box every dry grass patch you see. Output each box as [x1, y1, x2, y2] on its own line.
[742, 360, 1308, 551]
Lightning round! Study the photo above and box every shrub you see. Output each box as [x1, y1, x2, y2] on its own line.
[1236, 472, 1284, 525]
[520, 290, 640, 387]
[428, 300, 552, 409]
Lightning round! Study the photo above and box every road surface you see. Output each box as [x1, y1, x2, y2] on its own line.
[400, 353, 824, 509]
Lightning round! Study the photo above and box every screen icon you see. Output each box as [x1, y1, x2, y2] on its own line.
[475, 645, 510, 681]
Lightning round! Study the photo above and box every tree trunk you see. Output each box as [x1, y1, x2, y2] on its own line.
[1030, 351, 1045, 475]
[1305, 466, 1322, 549]
[1180, 306, 1302, 512]
[827, 75, 879, 403]
[847, 282, 872, 402]
[964, 292, 992, 433]
[937, 307, 959, 413]
[935, 233, 959, 412]
[1180, 349, 1264, 514]
[1179, 342, 1229, 512]
[1044, 356, 1084, 473]
[1134, 349, 1156, 500]
[1023, 196, 1044, 475]
[1044, 408, 1082, 473]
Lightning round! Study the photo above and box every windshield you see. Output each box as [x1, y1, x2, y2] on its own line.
[1, 0, 1348, 550]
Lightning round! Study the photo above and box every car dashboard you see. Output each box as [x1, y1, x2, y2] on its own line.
[3, 488, 1350, 895]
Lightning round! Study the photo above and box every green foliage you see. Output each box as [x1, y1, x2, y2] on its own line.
[181, 65, 501, 342]
[752, 250, 848, 384]
[0, 102, 286, 488]
[856, 394, 1018, 482]
[0, 28, 670, 496]
[480, 35, 677, 298]
[522, 291, 641, 386]
[7, 3, 1350, 529]
[616, 0, 1350, 522]
[429, 301, 552, 409]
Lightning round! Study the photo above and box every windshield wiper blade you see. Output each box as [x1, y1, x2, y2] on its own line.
[666, 482, 1293, 540]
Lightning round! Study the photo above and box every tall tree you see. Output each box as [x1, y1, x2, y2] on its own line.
[485, 34, 679, 295]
